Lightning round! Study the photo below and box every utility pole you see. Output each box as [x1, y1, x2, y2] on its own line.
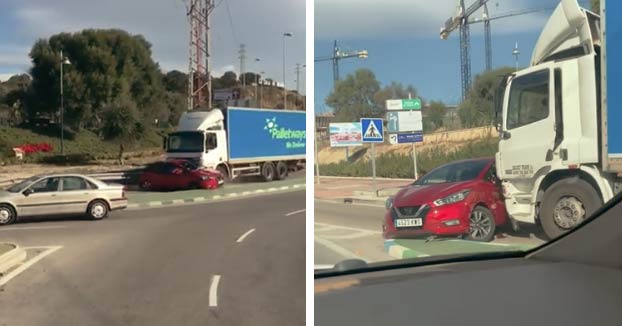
[282, 32, 293, 110]
[239, 43, 246, 87]
[513, 42, 520, 70]
[59, 50, 71, 155]
[186, 0, 214, 110]
[295, 63, 301, 94]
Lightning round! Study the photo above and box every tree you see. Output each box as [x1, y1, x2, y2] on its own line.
[326, 68, 381, 122]
[163, 70, 188, 94]
[220, 71, 238, 88]
[100, 96, 143, 165]
[27, 29, 165, 134]
[459, 67, 514, 128]
[373, 82, 419, 113]
[424, 101, 447, 132]
[240, 72, 261, 85]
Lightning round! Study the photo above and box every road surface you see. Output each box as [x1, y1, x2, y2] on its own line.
[0, 191, 305, 326]
[314, 200, 544, 267]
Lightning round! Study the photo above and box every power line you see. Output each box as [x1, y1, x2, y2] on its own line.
[223, 0, 239, 45]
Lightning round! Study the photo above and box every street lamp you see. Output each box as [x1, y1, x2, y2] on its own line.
[259, 71, 265, 108]
[254, 58, 260, 106]
[59, 49, 71, 155]
[282, 32, 293, 110]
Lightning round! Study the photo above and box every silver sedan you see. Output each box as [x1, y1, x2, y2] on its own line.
[0, 174, 127, 225]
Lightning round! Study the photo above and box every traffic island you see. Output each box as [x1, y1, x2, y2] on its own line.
[0, 243, 27, 276]
[384, 238, 535, 260]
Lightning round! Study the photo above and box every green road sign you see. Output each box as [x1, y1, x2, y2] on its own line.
[402, 98, 421, 110]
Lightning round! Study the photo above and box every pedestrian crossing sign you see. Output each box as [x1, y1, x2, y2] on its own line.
[360, 118, 384, 143]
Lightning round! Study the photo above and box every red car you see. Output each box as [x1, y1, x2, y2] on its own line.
[383, 158, 507, 242]
[139, 160, 224, 191]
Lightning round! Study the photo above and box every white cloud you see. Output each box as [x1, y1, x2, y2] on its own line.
[1, 0, 305, 89]
[315, 0, 551, 40]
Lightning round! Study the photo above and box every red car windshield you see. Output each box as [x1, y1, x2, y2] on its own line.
[414, 160, 489, 185]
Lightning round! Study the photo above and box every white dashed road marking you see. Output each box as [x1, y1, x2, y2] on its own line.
[285, 209, 306, 216]
[209, 275, 221, 307]
[236, 228, 256, 243]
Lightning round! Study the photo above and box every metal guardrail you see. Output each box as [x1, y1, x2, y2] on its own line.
[0, 170, 141, 188]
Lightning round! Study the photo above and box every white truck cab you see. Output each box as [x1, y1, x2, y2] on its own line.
[165, 110, 228, 172]
[495, 0, 621, 239]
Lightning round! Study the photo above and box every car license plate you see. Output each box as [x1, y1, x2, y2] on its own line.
[396, 218, 423, 227]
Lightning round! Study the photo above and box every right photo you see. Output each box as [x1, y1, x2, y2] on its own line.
[315, 0, 622, 324]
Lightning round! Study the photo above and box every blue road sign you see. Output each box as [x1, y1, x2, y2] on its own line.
[361, 118, 384, 143]
[389, 132, 423, 144]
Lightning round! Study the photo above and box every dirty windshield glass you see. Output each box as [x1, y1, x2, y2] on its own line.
[314, 0, 616, 273]
[167, 132, 204, 153]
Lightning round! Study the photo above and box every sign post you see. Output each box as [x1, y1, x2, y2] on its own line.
[386, 95, 423, 180]
[315, 117, 320, 184]
[361, 118, 384, 194]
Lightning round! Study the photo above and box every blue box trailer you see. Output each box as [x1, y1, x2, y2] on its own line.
[226, 107, 306, 163]
[602, 0, 622, 172]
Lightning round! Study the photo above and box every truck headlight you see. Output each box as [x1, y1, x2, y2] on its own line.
[433, 190, 471, 207]
[385, 197, 393, 210]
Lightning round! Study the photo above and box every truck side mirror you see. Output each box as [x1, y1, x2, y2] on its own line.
[501, 131, 511, 140]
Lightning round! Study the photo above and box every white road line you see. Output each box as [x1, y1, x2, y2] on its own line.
[314, 222, 382, 235]
[209, 275, 221, 307]
[236, 228, 256, 243]
[0, 246, 63, 287]
[315, 236, 369, 262]
[285, 209, 306, 216]
[0, 226, 68, 232]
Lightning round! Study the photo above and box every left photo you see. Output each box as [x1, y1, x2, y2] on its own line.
[0, 0, 306, 325]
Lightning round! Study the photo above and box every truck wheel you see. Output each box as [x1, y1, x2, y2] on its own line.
[540, 178, 602, 240]
[275, 161, 288, 180]
[217, 165, 230, 183]
[261, 162, 275, 182]
[466, 206, 496, 242]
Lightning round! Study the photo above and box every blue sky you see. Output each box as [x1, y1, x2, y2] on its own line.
[314, 0, 591, 113]
[0, 0, 306, 93]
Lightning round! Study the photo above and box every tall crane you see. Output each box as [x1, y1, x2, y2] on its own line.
[314, 40, 368, 86]
[441, 0, 554, 100]
[440, 0, 490, 101]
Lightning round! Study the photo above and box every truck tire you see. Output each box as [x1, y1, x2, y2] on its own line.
[261, 162, 276, 182]
[540, 178, 602, 240]
[275, 161, 288, 180]
[217, 165, 230, 183]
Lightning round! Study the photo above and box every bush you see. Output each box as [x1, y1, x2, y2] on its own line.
[319, 138, 499, 178]
[38, 153, 95, 165]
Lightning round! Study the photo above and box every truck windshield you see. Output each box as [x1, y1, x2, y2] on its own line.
[167, 132, 204, 153]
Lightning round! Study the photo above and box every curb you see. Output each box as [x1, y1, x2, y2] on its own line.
[316, 176, 415, 182]
[0, 244, 27, 275]
[343, 195, 388, 205]
[383, 240, 429, 259]
[126, 183, 306, 210]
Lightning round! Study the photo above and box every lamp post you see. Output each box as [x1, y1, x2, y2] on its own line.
[59, 50, 71, 155]
[254, 58, 260, 106]
[259, 71, 265, 108]
[282, 32, 293, 109]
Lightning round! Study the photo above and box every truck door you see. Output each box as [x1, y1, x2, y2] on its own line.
[498, 65, 556, 182]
